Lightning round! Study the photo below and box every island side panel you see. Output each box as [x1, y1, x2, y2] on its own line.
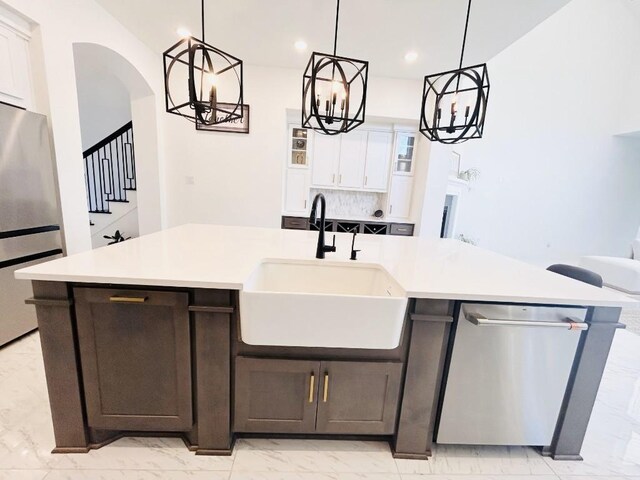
[393, 299, 454, 459]
[549, 306, 623, 460]
[190, 289, 234, 455]
[27, 281, 88, 453]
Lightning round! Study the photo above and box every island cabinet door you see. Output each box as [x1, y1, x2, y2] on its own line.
[73, 287, 192, 432]
[315, 361, 403, 435]
[234, 357, 320, 433]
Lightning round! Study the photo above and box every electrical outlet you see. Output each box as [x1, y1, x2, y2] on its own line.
[185, 176, 195, 185]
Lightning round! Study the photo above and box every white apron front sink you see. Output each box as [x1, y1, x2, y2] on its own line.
[239, 259, 407, 349]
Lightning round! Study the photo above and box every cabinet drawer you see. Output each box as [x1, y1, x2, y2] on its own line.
[74, 287, 192, 432]
[282, 216, 309, 230]
[390, 223, 414, 236]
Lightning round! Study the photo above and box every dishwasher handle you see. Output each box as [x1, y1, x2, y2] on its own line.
[466, 313, 588, 331]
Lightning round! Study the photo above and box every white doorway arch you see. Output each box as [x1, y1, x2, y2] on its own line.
[72, 42, 162, 244]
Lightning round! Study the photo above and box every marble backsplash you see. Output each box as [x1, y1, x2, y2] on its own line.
[310, 188, 386, 220]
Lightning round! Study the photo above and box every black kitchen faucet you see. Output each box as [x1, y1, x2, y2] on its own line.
[309, 193, 336, 259]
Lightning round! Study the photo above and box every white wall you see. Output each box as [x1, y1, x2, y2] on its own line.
[0, 0, 165, 255]
[442, 0, 640, 265]
[75, 68, 131, 151]
[418, 142, 453, 238]
[163, 65, 423, 229]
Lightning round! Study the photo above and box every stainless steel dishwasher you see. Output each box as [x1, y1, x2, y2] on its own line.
[437, 303, 588, 446]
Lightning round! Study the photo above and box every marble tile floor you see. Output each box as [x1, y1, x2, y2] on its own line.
[1, 322, 639, 480]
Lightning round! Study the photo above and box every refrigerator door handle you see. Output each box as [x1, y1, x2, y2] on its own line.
[466, 312, 588, 331]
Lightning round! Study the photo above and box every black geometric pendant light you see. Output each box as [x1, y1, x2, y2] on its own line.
[302, 0, 368, 135]
[163, 0, 244, 127]
[419, 0, 489, 144]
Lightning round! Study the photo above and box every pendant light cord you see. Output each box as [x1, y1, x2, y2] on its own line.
[333, 0, 340, 57]
[201, 0, 206, 43]
[458, 0, 472, 69]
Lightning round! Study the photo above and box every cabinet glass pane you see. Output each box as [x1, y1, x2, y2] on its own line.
[395, 134, 415, 174]
[292, 137, 307, 151]
[291, 151, 307, 166]
[293, 128, 308, 139]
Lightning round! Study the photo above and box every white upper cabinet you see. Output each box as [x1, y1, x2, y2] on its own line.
[363, 131, 393, 191]
[0, 14, 33, 110]
[311, 134, 340, 187]
[284, 169, 309, 214]
[388, 175, 413, 219]
[337, 130, 368, 189]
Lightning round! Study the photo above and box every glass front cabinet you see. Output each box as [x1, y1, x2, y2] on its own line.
[289, 127, 309, 168]
[393, 132, 416, 176]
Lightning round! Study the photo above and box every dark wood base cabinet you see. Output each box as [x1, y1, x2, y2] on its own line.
[28, 281, 452, 458]
[234, 357, 402, 435]
[27, 277, 622, 461]
[74, 287, 192, 432]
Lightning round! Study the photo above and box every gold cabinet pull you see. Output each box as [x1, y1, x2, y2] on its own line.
[308, 372, 315, 403]
[323, 372, 329, 402]
[109, 296, 148, 303]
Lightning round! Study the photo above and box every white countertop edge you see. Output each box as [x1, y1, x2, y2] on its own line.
[406, 291, 639, 308]
[16, 271, 638, 308]
[14, 271, 244, 291]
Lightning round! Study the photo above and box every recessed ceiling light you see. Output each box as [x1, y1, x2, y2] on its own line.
[294, 40, 308, 51]
[405, 51, 418, 63]
[176, 27, 192, 38]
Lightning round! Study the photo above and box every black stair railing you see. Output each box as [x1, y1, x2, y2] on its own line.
[83, 121, 137, 214]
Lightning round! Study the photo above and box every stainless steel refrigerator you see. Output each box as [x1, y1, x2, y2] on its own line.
[0, 102, 63, 347]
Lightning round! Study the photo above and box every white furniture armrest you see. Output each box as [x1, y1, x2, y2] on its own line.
[580, 256, 640, 295]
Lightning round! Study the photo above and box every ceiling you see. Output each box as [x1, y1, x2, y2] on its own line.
[95, 0, 572, 79]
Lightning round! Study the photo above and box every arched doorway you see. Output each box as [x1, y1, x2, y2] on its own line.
[72, 43, 162, 248]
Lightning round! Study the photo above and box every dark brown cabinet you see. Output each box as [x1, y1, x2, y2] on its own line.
[234, 357, 320, 433]
[74, 287, 193, 432]
[234, 357, 402, 435]
[281, 216, 309, 230]
[389, 223, 414, 236]
[316, 361, 402, 434]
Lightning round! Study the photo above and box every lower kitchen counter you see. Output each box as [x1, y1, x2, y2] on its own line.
[13, 224, 636, 462]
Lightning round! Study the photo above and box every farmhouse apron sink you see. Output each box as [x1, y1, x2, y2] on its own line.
[239, 259, 407, 349]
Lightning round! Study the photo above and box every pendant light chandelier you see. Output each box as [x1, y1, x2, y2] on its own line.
[419, 0, 489, 144]
[302, 0, 368, 135]
[163, 0, 244, 127]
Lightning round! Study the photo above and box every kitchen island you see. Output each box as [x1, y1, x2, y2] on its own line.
[15, 224, 635, 461]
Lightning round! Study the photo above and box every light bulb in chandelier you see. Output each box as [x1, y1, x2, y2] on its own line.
[203, 72, 218, 90]
[203, 72, 218, 112]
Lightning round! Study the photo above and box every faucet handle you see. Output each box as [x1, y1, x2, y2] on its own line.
[350, 232, 360, 260]
[323, 234, 337, 253]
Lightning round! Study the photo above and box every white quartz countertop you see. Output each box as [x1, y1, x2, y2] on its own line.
[15, 224, 637, 307]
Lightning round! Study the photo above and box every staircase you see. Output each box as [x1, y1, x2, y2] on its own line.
[83, 121, 136, 213]
[83, 122, 138, 247]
